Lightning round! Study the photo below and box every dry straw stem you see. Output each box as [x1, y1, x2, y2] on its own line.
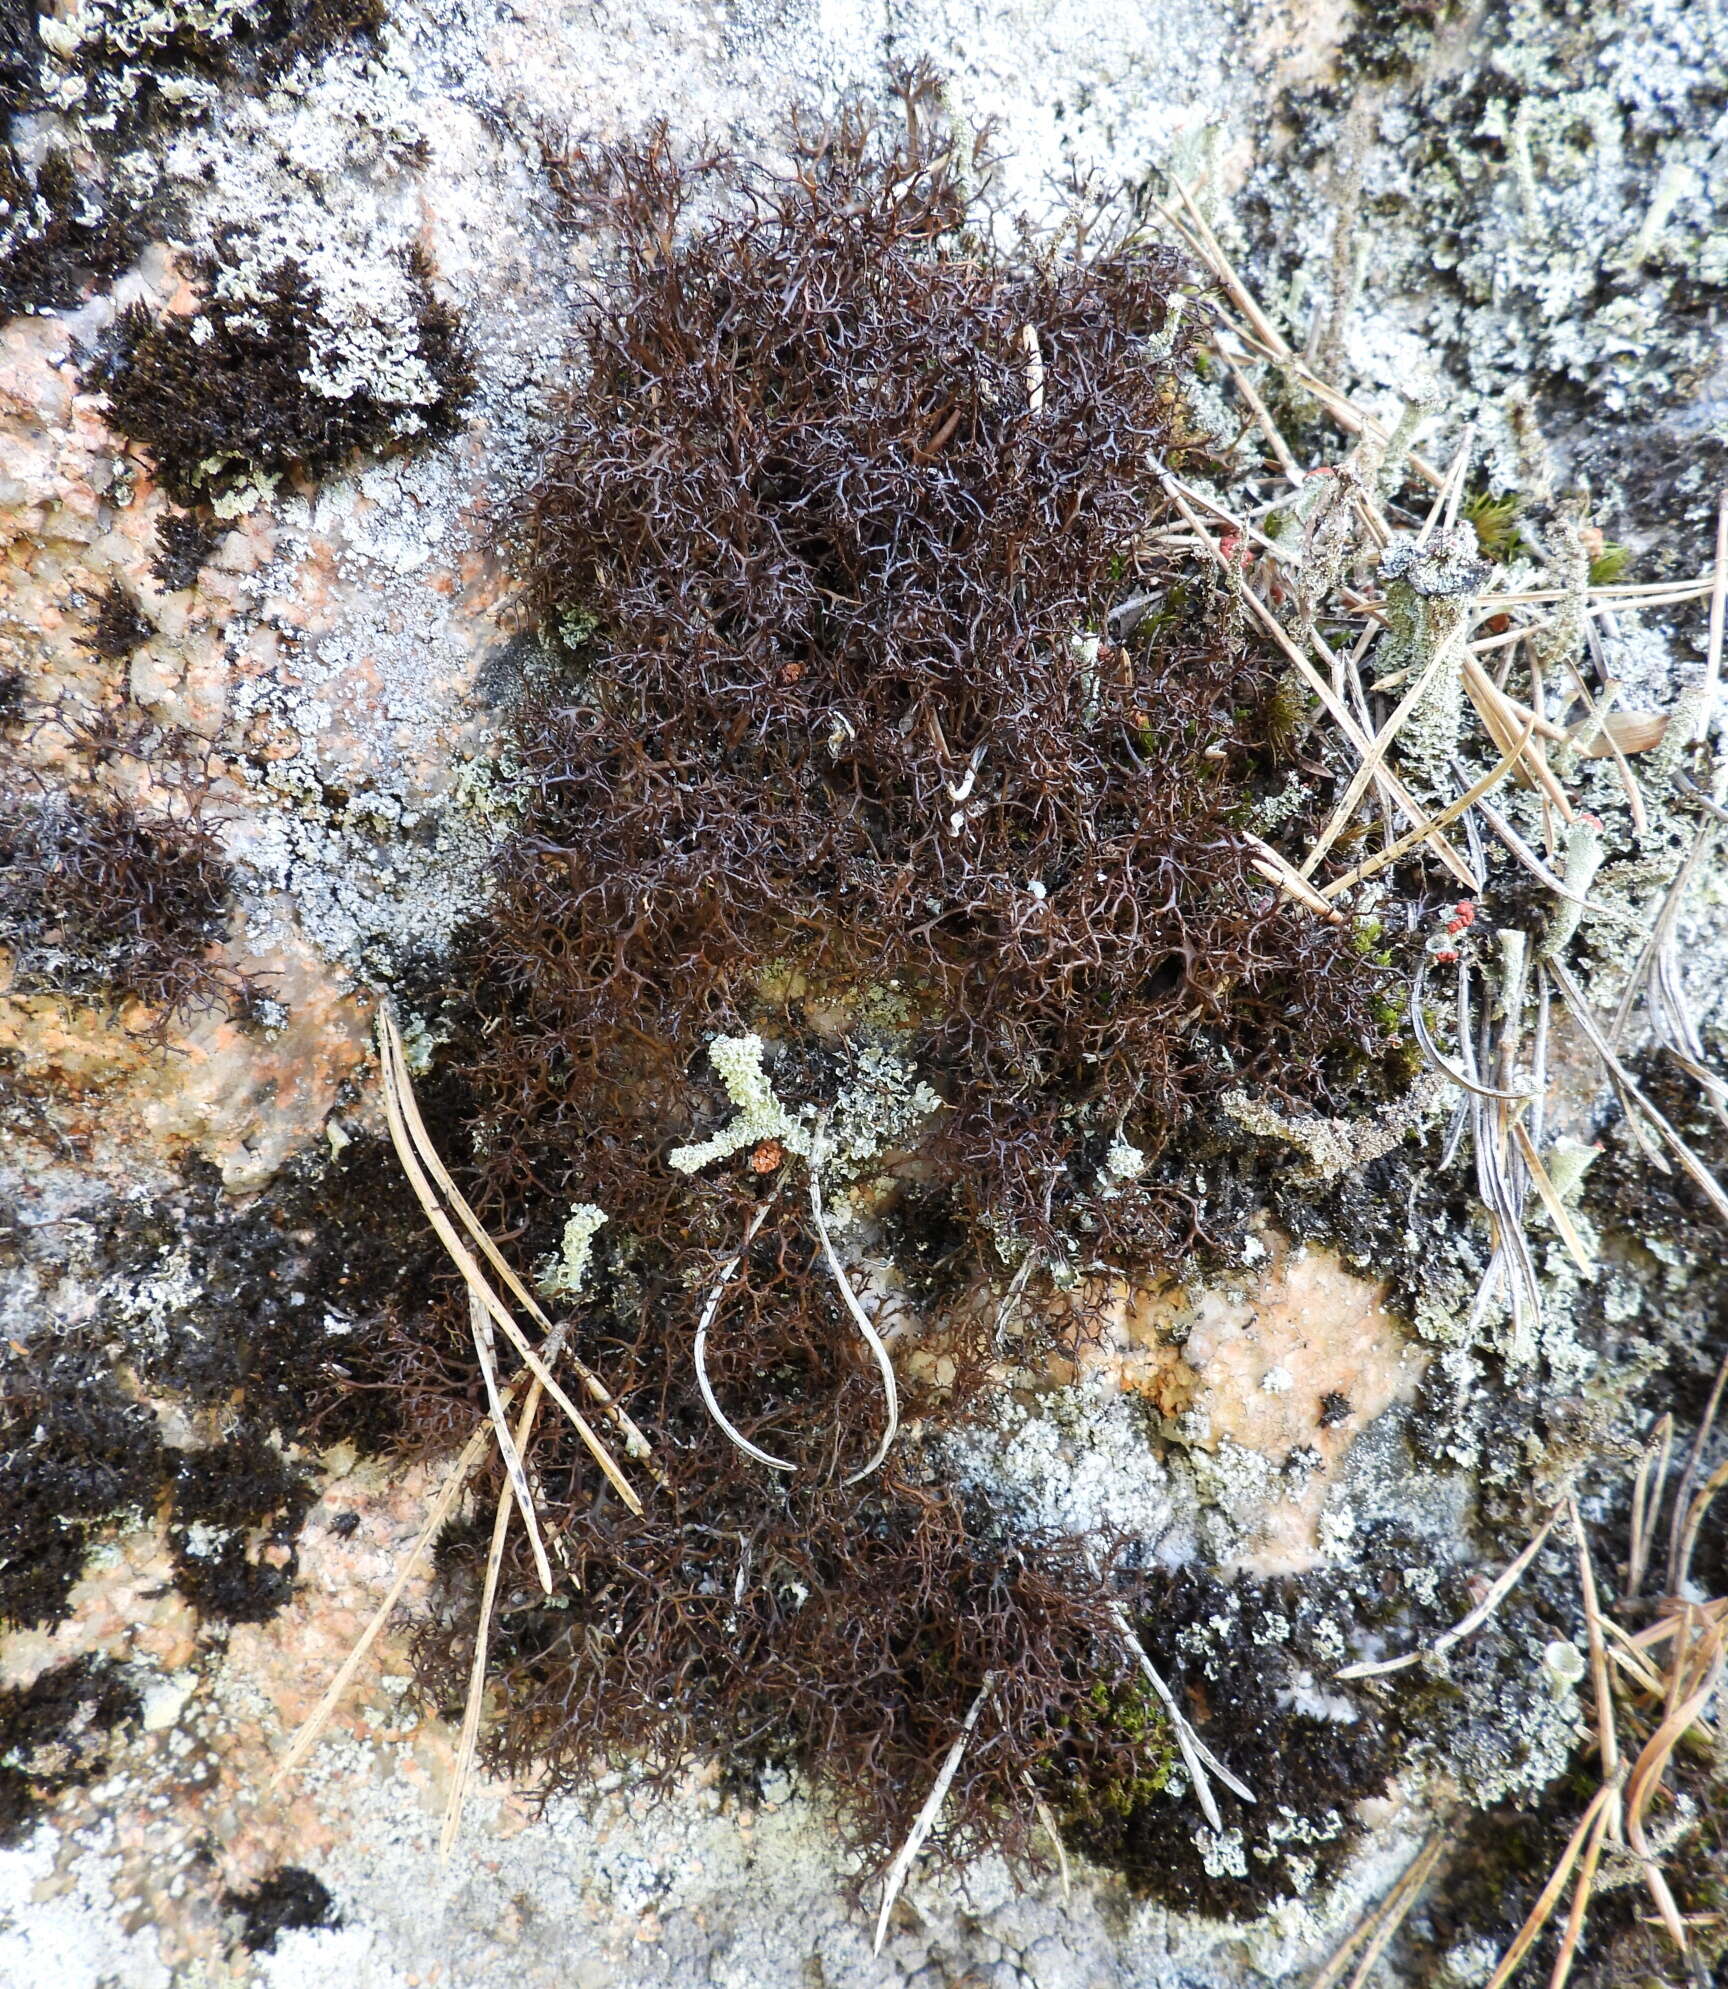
[1241, 832, 1347, 923]
[1023, 1772, 1072, 1904]
[874, 1672, 997, 1955]
[1698, 486, 1728, 743]
[1483, 1784, 1616, 1989]
[1666, 1345, 1728, 1593]
[1510, 1121, 1596, 1278]
[1153, 179, 1447, 490]
[808, 1116, 899, 1486]
[1337, 1506, 1562, 1681]
[468, 1287, 553, 1592]
[442, 1363, 559, 1859]
[377, 1007, 653, 1468]
[1299, 621, 1479, 878]
[1307, 1831, 1449, 1989]
[1627, 1414, 1675, 1599]
[1320, 715, 1536, 900]
[270, 1418, 493, 1788]
[1407, 955, 1537, 1106]
[693, 1201, 797, 1473]
[1163, 480, 1480, 891]
[1471, 1436, 1728, 1989]
[376, 1008, 645, 1511]
[1545, 963, 1728, 1227]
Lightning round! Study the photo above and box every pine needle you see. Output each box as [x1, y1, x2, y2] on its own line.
[270, 1419, 493, 1788]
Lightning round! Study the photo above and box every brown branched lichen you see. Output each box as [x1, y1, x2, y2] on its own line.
[501, 97, 1388, 1273]
[349, 85, 1403, 1892]
[0, 787, 234, 1017]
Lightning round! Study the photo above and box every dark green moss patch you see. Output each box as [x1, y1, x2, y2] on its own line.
[1063, 1556, 1455, 1916]
[79, 580, 154, 663]
[85, 246, 471, 506]
[106, 1128, 471, 1456]
[150, 510, 224, 592]
[58, 0, 387, 134]
[0, 1656, 141, 1846]
[1, 0, 41, 117]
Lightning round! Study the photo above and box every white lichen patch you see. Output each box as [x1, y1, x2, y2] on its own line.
[536, 1202, 606, 1301]
[669, 1034, 940, 1178]
[668, 1035, 810, 1175]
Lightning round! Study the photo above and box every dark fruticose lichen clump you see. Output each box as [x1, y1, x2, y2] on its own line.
[0, 787, 233, 1015]
[0, 141, 148, 323]
[0, 1655, 141, 1845]
[350, 86, 1405, 1892]
[0, 1339, 165, 1627]
[502, 112, 1388, 1274]
[168, 1427, 314, 1622]
[85, 245, 472, 505]
[224, 1865, 341, 1953]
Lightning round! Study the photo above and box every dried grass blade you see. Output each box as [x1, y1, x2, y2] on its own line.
[1600, 1620, 1670, 1700]
[1627, 1414, 1674, 1599]
[1699, 486, 1728, 743]
[695, 1203, 797, 1472]
[1300, 635, 1469, 878]
[1482, 1785, 1614, 1989]
[1023, 1773, 1072, 1905]
[378, 1028, 643, 1513]
[1344, 1833, 1449, 1989]
[1547, 1795, 1612, 1989]
[1609, 818, 1715, 1050]
[1244, 838, 1348, 922]
[1469, 795, 1641, 929]
[1408, 958, 1537, 1105]
[808, 1127, 899, 1485]
[1624, 1636, 1723, 1951]
[469, 1289, 553, 1592]
[1566, 1495, 1620, 1799]
[1322, 717, 1534, 898]
[1512, 1123, 1596, 1278]
[441, 1470, 513, 1859]
[1219, 346, 1304, 486]
[1308, 1831, 1447, 1989]
[1547, 963, 1728, 1226]
[1108, 1599, 1253, 1823]
[1464, 659, 1575, 822]
[1674, 1455, 1728, 1600]
[441, 1366, 558, 1857]
[376, 1009, 654, 1463]
[873, 1673, 997, 1955]
[1165, 484, 1479, 889]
